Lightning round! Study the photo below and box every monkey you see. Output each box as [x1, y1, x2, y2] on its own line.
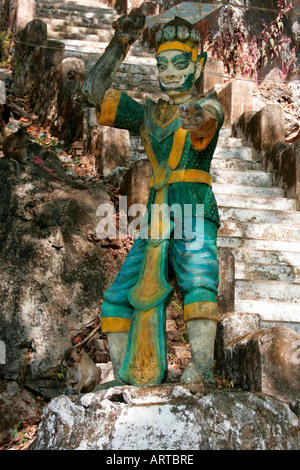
[63, 347, 101, 395]
[2, 127, 32, 177]
[67, 69, 85, 93]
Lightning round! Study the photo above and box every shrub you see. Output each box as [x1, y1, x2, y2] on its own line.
[208, 0, 296, 85]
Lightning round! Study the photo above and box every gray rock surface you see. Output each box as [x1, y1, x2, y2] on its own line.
[0, 381, 44, 441]
[30, 383, 300, 450]
[0, 149, 123, 399]
[220, 326, 300, 403]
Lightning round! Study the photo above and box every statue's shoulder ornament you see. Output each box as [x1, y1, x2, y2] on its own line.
[143, 98, 181, 142]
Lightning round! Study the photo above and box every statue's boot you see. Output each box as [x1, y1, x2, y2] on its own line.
[107, 332, 128, 381]
[181, 319, 217, 385]
[94, 332, 128, 390]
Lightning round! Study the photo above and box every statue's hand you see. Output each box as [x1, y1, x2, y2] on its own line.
[179, 102, 206, 134]
[112, 11, 146, 45]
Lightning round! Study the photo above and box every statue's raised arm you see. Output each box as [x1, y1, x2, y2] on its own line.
[81, 12, 145, 108]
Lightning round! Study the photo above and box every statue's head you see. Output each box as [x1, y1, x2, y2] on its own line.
[155, 17, 207, 103]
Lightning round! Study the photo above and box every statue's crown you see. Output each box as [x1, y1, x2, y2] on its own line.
[155, 17, 200, 50]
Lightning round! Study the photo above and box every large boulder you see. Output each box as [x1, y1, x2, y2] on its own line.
[233, 104, 286, 158]
[0, 148, 123, 398]
[215, 311, 262, 369]
[29, 383, 300, 450]
[120, 159, 152, 208]
[220, 325, 300, 403]
[0, 380, 44, 442]
[13, 19, 48, 95]
[12, 20, 88, 147]
[94, 126, 130, 178]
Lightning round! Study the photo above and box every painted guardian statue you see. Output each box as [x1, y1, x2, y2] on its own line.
[82, 13, 224, 387]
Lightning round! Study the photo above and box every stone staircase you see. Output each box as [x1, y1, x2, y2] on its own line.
[130, 129, 300, 335]
[36, 0, 161, 101]
[36, 0, 300, 335]
[214, 130, 300, 334]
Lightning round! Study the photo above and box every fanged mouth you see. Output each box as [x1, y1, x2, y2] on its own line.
[159, 76, 186, 90]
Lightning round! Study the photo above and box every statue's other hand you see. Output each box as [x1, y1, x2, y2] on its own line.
[179, 102, 206, 132]
[112, 12, 146, 45]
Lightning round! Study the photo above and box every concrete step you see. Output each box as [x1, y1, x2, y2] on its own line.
[45, 26, 113, 42]
[235, 280, 300, 326]
[115, 60, 158, 74]
[215, 193, 296, 210]
[129, 137, 258, 169]
[229, 247, 300, 282]
[37, 0, 114, 6]
[212, 168, 273, 187]
[213, 146, 253, 161]
[86, 53, 157, 70]
[37, 2, 117, 16]
[37, 13, 116, 28]
[233, 249, 300, 267]
[217, 136, 244, 148]
[235, 262, 300, 283]
[213, 182, 284, 198]
[219, 206, 300, 225]
[219, 129, 232, 138]
[211, 158, 262, 170]
[235, 280, 300, 303]
[219, 220, 300, 243]
[129, 136, 276, 175]
[50, 38, 108, 54]
[217, 236, 300, 253]
[112, 82, 160, 95]
[113, 65, 159, 93]
[235, 300, 300, 323]
[59, 39, 155, 66]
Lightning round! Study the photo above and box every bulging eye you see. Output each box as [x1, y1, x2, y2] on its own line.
[174, 60, 189, 70]
[157, 63, 168, 72]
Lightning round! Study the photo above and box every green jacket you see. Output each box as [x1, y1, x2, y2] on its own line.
[97, 88, 224, 227]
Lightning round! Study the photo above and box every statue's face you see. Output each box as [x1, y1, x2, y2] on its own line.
[156, 49, 202, 103]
